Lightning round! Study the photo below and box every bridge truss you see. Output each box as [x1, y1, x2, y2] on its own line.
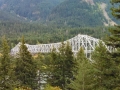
[11, 34, 106, 58]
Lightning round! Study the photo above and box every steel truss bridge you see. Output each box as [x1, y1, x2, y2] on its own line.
[11, 34, 110, 58]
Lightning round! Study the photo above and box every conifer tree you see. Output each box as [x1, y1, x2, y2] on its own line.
[106, 0, 120, 89]
[50, 42, 75, 90]
[69, 47, 94, 90]
[14, 37, 37, 89]
[92, 41, 117, 90]
[50, 43, 65, 89]
[64, 42, 75, 87]
[0, 36, 14, 90]
[48, 47, 58, 84]
[35, 53, 51, 90]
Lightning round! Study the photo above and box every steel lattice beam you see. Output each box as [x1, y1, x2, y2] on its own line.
[10, 34, 108, 58]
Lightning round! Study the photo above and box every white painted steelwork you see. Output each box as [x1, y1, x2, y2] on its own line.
[11, 34, 106, 58]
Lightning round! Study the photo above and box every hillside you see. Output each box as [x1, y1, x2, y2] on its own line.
[0, 10, 26, 22]
[0, 21, 109, 45]
[0, 0, 65, 21]
[47, 0, 116, 27]
[0, 0, 112, 46]
[0, 0, 117, 27]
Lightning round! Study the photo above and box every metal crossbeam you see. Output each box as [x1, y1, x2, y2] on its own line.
[10, 34, 106, 58]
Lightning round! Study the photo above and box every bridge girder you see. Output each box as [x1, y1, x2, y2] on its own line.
[10, 34, 107, 58]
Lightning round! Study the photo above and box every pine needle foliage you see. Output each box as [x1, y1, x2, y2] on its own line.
[14, 37, 37, 89]
[0, 36, 14, 90]
[92, 41, 116, 90]
[50, 42, 75, 90]
[106, 0, 120, 89]
[69, 47, 94, 90]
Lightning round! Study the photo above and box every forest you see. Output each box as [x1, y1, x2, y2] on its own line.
[0, 26, 119, 90]
[0, 34, 117, 90]
[0, 0, 116, 27]
[1, 0, 120, 90]
[0, 21, 109, 44]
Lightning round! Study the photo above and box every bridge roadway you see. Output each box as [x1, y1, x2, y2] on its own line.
[11, 34, 108, 58]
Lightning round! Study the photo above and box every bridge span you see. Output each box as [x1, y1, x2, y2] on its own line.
[11, 34, 106, 58]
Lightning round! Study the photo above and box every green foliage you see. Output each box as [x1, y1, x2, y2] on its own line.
[106, 0, 120, 89]
[14, 37, 37, 89]
[0, 10, 23, 22]
[69, 47, 94, 90]
[48, 0, 108, 27]
[0, 0, 65, 21]
[35, 53, 52, 89]
[0, 36, 14, 90]
[14, 86, 31, 90]
[0, 21, 109, 45]
[92, 41, 117, 90]
[44, 84, 62, 90]
[0, 0, 116, 27]
[50, 42, 75, 90]
[111, 0, 120, 19]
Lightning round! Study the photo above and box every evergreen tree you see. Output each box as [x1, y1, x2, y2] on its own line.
[50, 42, 75, 90]
[91, 41, 116, 90]
[50, 43, 65, 89]
[69, 47, 94, 90]
[14, 37, 37, 89]
[48, 47, 58, 84]
[64, 42, 75, 88]
[111, 0, 120, 19]
[35, 53, 45, 90]
[106, 0, 120, 89]
[0, 36, 14, 90]
[35, 53, 51, 90]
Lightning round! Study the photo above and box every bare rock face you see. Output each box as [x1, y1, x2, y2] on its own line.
[100, 3, 116, 26]
[84, 0, 95, 5]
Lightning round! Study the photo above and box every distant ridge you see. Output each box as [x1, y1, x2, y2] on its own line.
[47, 0, 114, 27]
[0, 0, 117, 27]
[0, 0, 65, 21]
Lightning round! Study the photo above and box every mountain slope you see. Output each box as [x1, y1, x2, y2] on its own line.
[0, 10, 26, 22]
[0, 0, 65, 21]
[0, 0, 116, 27]
[47, 0, 115, 27]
